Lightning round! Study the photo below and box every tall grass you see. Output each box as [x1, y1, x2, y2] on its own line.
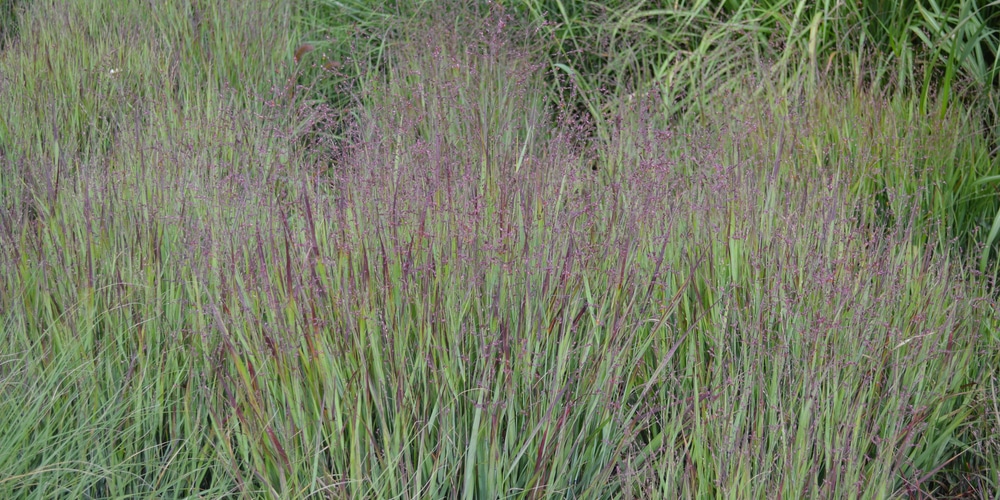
[309, 0, 1000, 264]
[297, 0, 1000, 273]
[1, 0, 999, 498]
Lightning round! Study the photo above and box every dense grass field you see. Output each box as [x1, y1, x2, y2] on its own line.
[2, 0, 1000, 498]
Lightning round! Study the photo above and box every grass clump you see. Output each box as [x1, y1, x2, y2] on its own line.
[1, 0, 999, 498]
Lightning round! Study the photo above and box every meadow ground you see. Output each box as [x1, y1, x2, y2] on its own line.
[1, 0, 999, 498]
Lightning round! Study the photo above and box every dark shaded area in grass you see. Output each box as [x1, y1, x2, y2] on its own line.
[0, 0, 24, 50]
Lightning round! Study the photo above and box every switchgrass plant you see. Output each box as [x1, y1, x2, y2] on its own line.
[0, 0, 307, 496]
[298, 0, 1000, 276]
[2, 0, 1000, 499]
